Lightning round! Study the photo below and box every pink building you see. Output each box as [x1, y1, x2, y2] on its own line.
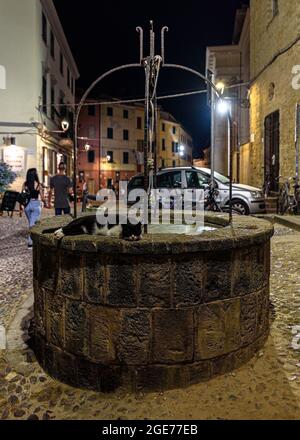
[77, 102, 101, 194]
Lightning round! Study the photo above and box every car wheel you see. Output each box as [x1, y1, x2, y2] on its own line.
[231, 199, 249, 216]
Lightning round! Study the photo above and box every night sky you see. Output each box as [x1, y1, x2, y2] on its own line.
[54, 0, 250, 157]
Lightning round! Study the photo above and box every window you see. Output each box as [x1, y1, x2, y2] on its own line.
[162, 123, 165, 132]
[137, 116, 142, 129]
[172, 141, 175, 153]
[272, 0, 279, 17]
[107, 107, 113, 116]
[137, 140, 144, 152]
[42, 76, 47, 114]
[50, 31, 55, 58]
[67, 68, 70, 88]
[123, 152, 129, 164]
[60, 52, 64, 75]
[87, 150, 95, 163]
[107, 128, 113, 139]
[186, 172, 201, 189]
[71, 78, 74, 95]
[157, 171, 182, 189]
[42, 13, 47, 44]
[88, 125, 95, 139]
[129, 176, 144, 189]
[59, 91, 66, 118]
[162, 139, 166, 151]
[175, 142, 179, 153]
[123, 129, 129, 141]
[173, 126, 176, 134]
[197, 172, 211, 188]
[107, 151, 113, 163]
[123, 109, 129, 119]
[51, 86, 55, 120]
[88, 105, 96, 116]
[161, 159, 165, 168]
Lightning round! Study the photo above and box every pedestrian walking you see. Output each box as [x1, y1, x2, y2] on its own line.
[48, 162, 73, 216]
[22, 168, 43, 248]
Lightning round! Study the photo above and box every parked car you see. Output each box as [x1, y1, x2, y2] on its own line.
[127, 167, 266, 215]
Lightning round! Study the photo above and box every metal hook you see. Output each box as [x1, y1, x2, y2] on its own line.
[161, 26, 169, 64]
[150, 21, 155, 59]
[136, 26, 144, 63]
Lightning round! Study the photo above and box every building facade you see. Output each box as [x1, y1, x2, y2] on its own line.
[193, 147, 211, 169]
[158, 111, 193, 170]
[246, 0, 300, 190]
[206, 6, 250, 181]
[77, 102, 101, 194]
[77, 101, 193, 193]
[0, 0, 79, 190]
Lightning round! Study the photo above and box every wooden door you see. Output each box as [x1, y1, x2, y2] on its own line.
[264, 111, 280, 192]
[88, 179, 95, 195]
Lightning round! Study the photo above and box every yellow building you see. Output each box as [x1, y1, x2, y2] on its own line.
[246, 0, 300, 191]
[78, 100, 194, 192]
[158, 111, 193, 169]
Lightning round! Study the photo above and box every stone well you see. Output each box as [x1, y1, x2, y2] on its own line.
[31, 214, 274, 392]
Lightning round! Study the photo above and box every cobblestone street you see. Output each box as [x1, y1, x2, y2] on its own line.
[1, 214, 300, 420]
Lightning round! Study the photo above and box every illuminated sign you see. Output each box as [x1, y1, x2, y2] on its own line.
[3, 146, 25, 173]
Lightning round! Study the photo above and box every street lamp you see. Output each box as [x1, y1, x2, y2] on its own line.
[215, 81, 225, 95]
[217, 98, 230, 115]
[61, 119, 70, 133]
[179, 145, 185, 166]
[217, 97, 233, 223]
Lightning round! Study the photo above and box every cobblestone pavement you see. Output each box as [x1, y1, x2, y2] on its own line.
[1, 215, 300, 420]
[0, 211, 52, 329]
[0, 214, 33, 329]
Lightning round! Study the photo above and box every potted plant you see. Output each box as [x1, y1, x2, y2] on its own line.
[0, 162, 17, 196]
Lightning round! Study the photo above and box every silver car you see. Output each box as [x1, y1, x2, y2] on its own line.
[127, 167, 266, 215]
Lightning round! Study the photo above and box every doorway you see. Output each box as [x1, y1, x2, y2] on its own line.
[264, 110, 280, 192]
[87, 179, 95, 195]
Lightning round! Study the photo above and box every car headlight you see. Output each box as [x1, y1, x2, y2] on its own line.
[250, 191, 263, 199]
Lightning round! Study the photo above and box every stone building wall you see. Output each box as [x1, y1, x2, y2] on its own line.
[248, 0, 300, 187]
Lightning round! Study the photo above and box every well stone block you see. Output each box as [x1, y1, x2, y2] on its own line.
[152, 309, 194, 364]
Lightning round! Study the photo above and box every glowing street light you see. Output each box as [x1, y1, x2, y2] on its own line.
[216, 81, 225, 95]
[217, 98, 231, 115]
[61, 119, 70, 132]
[215, 97, 233, 205]
[84, 143, 91, 151]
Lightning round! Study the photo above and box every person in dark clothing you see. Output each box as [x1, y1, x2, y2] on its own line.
[48, 163, 73, 216]
[23, 168, 43, 248]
